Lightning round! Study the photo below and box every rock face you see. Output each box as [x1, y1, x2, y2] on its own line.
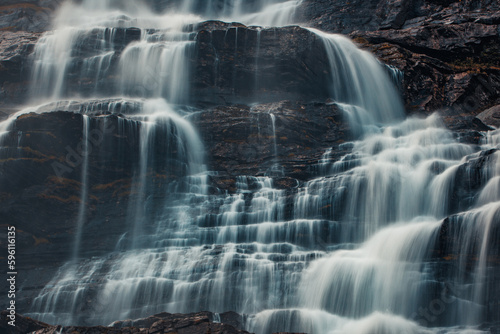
[2, 0, 498, 119]
[301, 0, 500, 34]
[301, 0, 500, 117]
[196, 101, 351, 186]
[193, 23, 332, 105]
[0, 310, 49, 334]
[0, 98, 352, 315]
[354, 16, 500, 115]
[0, 31, 40, 110]
[0, 23, 334, 112]
[0, 0, 60, 32]
[477, 104, 500, 128]
[1, 311, 251, 334]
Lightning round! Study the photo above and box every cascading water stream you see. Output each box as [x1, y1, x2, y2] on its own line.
[307, 28, 405, 127]
[245, 115, 497, 332]
[0, 0, 496, 333]
[267, 113, 284, 176]
[72, 115, 90, 261]
[179, 0, 302, 27]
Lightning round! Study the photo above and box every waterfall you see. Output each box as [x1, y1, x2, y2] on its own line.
[117, 34, 195, 103]
[267, 113, 284, 176]
[299, 220, 441, 318]
[307, 28, 405, 127]
[29, 1, 199, 103]
[0, 0, 495, 333]
[295, 115, 474, 239]
[72, 115, 90, 261]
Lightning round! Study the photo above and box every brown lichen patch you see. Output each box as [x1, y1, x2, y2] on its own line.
[37, 193, 82, 204]
[0, 157, 51, 163]
[0, 4, 47, 12]
[21, 146, 59, 160]
[33, 235, 49, 246]
[92, 179, 129, 191]
[0, 192, 13, 202]
[447, 57, 500, 72]
[352, 36, 369, 45]
[47, 176, 81, 188]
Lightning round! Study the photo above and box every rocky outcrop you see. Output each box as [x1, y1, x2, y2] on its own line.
[2, 1, 498, 120]
[302, 0, 500, 118]
[0, 107, 141, 312]
[110, 311, 246, 332]
[352, 14, 500, 115]
[301, 0, 500, 35]
[477, 105, 500, 128]
[0, 310, 49, 334]
[2, 311, 251, 334]
[0, 31, 40, 109]
[0, 23, 334, 112]
[193, 22, 331, 105]
[196, 101, 351, 189]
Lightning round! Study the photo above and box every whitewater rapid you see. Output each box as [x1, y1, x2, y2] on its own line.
[0, 1, 497, 333]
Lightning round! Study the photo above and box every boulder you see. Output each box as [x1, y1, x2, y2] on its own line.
[0, 0, 60, 33]
[477, 105, 500, 128]
[0, 310, 49, 334]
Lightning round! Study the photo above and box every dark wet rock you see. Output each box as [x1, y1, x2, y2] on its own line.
[433, 210, 500, 326]
[195, 100, 351, 187]
[429, 174, 500, 326]
[438, 108, 492, 143]
[0, 31, 40, 107]
[0, 109, 142, 313]
[23, 311, 251, 334]
[301, 0, 500, 121]
[0, 23, 333, 110]
[352, 35, 500, 116]
[192, 23, 331, 105]
[450, 148, 498, 213]
[358, 18, 500, 63]
[111, 311, 247, 332]
[477, 105, 500, 128]
[301, 0, 500, 35]
[0, 103, 208, 266]
[0, 310, 49, 334]
[34, 23, 332, 105]
[0, 98, 351, 315]
[299, 0, 379, 34]
[0, 0, 60, 33]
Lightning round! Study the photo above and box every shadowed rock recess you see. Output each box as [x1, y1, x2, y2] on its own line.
[0, 0, 500, 334]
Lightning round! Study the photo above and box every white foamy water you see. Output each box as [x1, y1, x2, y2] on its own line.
[0, 0, 496, 333]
